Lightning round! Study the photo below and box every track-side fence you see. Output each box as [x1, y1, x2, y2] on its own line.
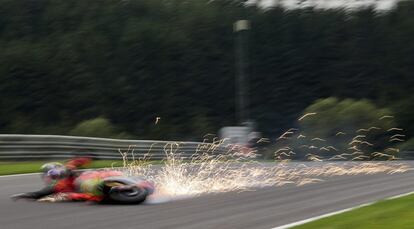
[0, 134, 219, 160]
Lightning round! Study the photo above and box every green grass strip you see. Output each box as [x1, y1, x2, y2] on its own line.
[293, 194, 414, 229]
[0, 160, 127, 176]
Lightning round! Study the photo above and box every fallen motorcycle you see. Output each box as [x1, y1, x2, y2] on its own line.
[11, 159, 154, 205]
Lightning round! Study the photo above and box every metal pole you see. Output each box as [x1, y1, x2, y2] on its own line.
[234, 20, 250, 126]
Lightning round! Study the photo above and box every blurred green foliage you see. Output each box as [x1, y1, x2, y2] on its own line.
[0, 160, 126, 175]
[299, 97, 394, 138]
[0, 0, 412, 140]
[69, 117, 130, 139]
[295, 97, 397, 158]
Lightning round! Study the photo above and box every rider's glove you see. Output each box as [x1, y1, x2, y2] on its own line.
[10, 193, 34, 201]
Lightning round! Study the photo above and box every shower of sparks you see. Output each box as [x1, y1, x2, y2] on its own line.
[387, 127, 403, 132]
[298, 112, 317, 121]
[155, 117, 161, 124]
[326, 146, 338, 151]
[277, 130, 295, 140]
[349, 140, 362, 145]
[352, 135, 366, 140]
[356, 128, 369, 133]
[389, 138, 405, 142]
[297, 134, 306, 139]
[357, 126, 382, 133]
[360, 141, 374, 146]
[380, 115, 394, 120]
[257, 138, 270, 143]
[385, 148, 399, 153]
[117, 142, 411, 201]
[116, 112, 411, 202]
[391, 134, 405, 138]
[368, 126, 381, 131]
[348, 146, 359, 151]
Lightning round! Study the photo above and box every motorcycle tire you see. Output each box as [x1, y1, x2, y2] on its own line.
[107, 186, 148, 204]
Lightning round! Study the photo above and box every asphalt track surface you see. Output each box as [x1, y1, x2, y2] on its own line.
[1, 162, 414, 229]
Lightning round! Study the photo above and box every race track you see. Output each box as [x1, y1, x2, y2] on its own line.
[1, 162, 414, 229]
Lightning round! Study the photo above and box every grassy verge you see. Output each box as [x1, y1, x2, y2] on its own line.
[0, 159, 272, 176]
[293, 194, 414, 229]
[0, 160, 131, 176]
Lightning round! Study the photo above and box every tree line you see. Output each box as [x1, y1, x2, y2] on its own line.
[0, 0, 412, 145]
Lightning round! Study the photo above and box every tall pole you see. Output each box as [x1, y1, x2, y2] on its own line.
[234, 20, 250, 126]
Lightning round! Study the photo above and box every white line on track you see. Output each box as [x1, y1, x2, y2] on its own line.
[271, 191, 414, 229]
[386, 191, 414, 200]
[0, 169, 94, 179]
[0, 167, 125, 179]
[0, 172, 40, 178]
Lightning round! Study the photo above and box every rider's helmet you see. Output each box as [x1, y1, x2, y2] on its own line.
[40, 162, 65, 184]
[46, 168, 69, 179]
[41, 162, 64, 174]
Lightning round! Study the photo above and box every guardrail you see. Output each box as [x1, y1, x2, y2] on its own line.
[399, 151, 414, 160]
[0, 134, 218, 160]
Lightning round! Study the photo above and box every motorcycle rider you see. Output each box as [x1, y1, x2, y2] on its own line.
[11, 157, 154, 204]
[11, 157, 92, 200]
